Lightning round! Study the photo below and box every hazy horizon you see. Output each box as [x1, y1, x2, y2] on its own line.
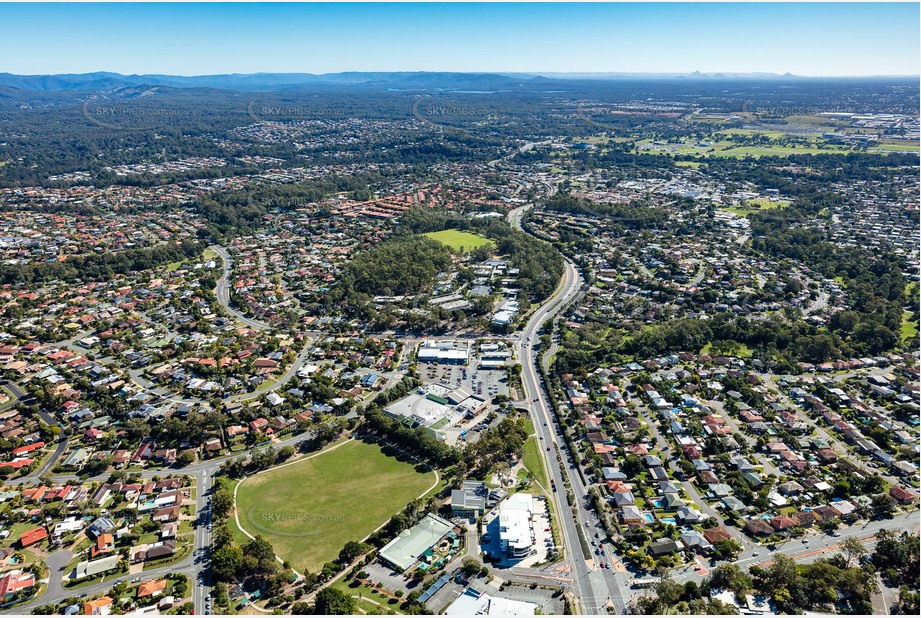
[3, 70, 919, 79]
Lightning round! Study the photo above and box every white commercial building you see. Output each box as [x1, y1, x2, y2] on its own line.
[417, 341, 469, 365]
[498, 492, 533, 559]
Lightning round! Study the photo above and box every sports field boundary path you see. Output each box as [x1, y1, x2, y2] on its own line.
[232, 437, 441, 589]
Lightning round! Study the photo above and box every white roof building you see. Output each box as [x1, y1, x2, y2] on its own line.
[444, 587, 536, 616]
[498, 493, 533, 559]
[53, 517, 85, 536]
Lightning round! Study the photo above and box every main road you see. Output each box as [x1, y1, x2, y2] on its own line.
[508, 204, 632, 613]
[192, 469, 212, 615]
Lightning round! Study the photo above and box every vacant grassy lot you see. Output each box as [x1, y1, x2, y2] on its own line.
[330, 578, 406, 615]
[715, 128, 789, 139]
[423, 229, 495, 252]
[711, 144, 852, 158]
[744, 198, 790, 209]
[901, 311, 919, 343]
[235, 440, 436, 573]
[700, 342, 753, 358]
[521, 436, 550, 489]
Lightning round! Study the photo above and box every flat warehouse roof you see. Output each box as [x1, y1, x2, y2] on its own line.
[385, 393, 459, 427]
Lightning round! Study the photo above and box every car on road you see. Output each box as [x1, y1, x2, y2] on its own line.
[802, 539, 809, 544]
[833, 532, 842, 537]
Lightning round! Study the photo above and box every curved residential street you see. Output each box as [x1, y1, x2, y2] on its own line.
[210, 244, 273, 331]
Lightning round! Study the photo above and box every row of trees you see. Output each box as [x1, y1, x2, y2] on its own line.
[638, 544, 881, 616]
[542, 191, 669, 229]
[556, 306, 904, 375]
[362, 407, 532, 481]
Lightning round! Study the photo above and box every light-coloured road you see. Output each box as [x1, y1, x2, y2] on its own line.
[192, 468, 212, 615]
[689, 260, 706, 286]
[508, 203, 633, 614]
[211, 244, 273, 331]
[5, 380, 69, 485]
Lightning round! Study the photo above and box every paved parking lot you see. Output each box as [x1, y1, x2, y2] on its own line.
[417, 349, 511, 401]
[497, 584, 566, 615]
[470, 366, 509, 399]
[420, 361, 468, 389]
[362, 561, 423, 596]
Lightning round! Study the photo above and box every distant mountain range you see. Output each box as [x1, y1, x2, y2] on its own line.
[0, 70, 910, 93]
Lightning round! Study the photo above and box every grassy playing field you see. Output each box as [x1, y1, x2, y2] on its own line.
[870, 141, 920, 153]
[720, 198, 789, 217]
[235, 439, 437, 573]
[423, 229, 495, 252]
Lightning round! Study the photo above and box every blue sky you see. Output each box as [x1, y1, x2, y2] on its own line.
[1, 2, 918, 76]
